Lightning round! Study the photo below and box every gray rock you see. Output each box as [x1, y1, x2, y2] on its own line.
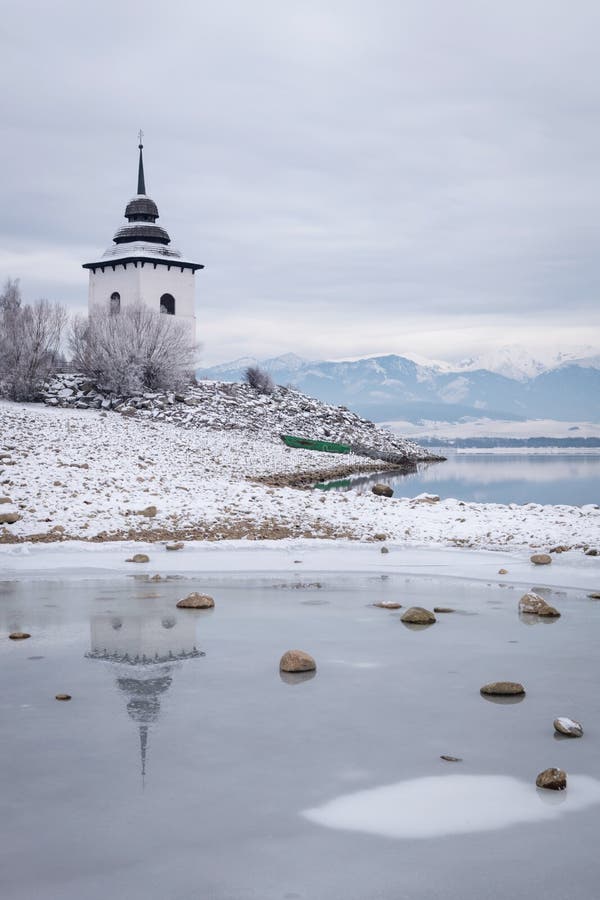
[371, 484, 394, 498]
[279, 649, 316, 672]
[0, 511, 20, 525]
[536, 767, 567, 790]
[401, 606, 436, 624]
[519, 591, 561, 617]
[530, 553, 552, 565]
[480, 681, 525, 696]
[176, 592, 215, 609]
[553, 717, 583, 737]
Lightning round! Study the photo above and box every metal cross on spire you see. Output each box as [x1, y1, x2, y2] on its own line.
[138, 129, 144, 149]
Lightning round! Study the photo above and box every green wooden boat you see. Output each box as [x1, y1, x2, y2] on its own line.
[281, 434, 351, 454]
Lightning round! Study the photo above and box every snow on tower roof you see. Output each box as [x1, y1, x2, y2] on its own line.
[102, 240, 182, 260]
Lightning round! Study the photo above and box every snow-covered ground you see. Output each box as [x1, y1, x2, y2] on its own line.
[1, 400, 599, 552]
[42, 374, 431, 464]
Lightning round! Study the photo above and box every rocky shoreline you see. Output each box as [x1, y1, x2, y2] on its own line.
[251, 459, 414, 489]
[0, 519, 359, 545]
[40, 373, 440, 466]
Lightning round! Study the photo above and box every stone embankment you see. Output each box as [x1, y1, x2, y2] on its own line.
[41, 373, 440, 465]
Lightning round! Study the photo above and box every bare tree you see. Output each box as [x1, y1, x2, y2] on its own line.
[70, 303, 198, 395]
[0, 277, 21, 313]
[244, 365, 274, 395]
[0, 280, 67, 401]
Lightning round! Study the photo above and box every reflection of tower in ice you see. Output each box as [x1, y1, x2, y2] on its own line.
[86, 613, 203, 783]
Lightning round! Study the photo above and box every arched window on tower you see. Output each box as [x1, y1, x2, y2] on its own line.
[160, 293, 175, 315]
[110, 292, 121, 314]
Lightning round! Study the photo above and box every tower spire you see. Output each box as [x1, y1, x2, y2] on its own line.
[139, 724, 148, 788]
[137, 130, 146, 195]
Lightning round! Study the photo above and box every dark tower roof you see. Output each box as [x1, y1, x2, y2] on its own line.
[83, 135, 204, 273]
[113, 139, 172, 246]
[124, 196, 159, 220]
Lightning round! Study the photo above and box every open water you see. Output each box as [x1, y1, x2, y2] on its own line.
[1, 570, 600, 899]
[316, 451, 600, 505]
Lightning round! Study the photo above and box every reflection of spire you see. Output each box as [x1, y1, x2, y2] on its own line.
[87, 613, 204, 786]
[139, 725, 148, 788]
[115, 666, 174, 785]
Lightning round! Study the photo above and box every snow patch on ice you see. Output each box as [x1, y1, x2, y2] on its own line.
[302, 773, 600, 839]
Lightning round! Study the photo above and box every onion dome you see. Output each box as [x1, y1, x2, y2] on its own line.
[125, 196, 159, 221]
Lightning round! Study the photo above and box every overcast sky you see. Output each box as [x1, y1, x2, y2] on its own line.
[2, 0, 600, 365]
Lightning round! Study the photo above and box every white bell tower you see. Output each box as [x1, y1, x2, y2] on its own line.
[83, 135, 203, 339]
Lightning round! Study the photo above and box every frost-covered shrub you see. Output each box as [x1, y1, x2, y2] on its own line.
[244, 365, 274, 395]
[0, 279, 66, 401]
[69, 303, 198, 396]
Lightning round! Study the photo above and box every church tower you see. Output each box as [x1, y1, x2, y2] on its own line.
[83, 136, 203, 338]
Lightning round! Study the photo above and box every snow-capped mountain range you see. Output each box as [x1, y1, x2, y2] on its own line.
[451, 346, 598, 382]
[197, 347, 600, 423]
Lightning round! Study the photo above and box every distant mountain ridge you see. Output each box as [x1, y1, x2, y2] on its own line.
[452, 346, 597, 382]
[197, 350, 600, 424]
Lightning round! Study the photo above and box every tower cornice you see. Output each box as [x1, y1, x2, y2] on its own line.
[82, 255, 204, 273]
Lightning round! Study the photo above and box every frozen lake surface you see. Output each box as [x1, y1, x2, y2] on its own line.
[319, 450, 600, 505]
[1, 568, 600, 899]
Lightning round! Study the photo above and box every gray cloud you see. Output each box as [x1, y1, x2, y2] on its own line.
[2, 0, 600, 363]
